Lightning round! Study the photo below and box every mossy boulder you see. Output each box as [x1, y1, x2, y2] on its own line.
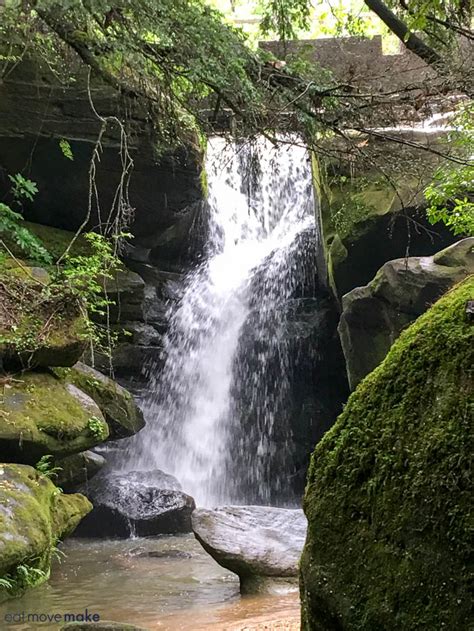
[300, 277, 474, 631]
[0, 371, 109, 464]
[55, 450, 106, 490]
[339, 238, 474, 389]
[0, 463, 91, 599]
[2, 222, 95, 263]
[0, 262, 88, 369]
[54, 362, 145, 439]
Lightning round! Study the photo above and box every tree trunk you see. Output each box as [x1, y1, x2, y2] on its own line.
[364, 0, 442, 66]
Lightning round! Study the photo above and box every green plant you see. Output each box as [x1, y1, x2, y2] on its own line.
[0, 577, 14, 590]
[59, 138, 74, 161]
[15, 563, 48, 588]
[0, 561, 49, 597]
[50, 231, 126, 355]
[424, 104, 474, 237]
[35, 455, 62, 480]
[0, 202, 53, 265]
[87, 415, 107, 440]
[8, 174, 38, 202]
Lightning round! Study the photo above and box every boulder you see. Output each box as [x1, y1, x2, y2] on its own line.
[0, 371, 109, 464]
[192, 506, 307, 594]
[0, 263, 88, 369]
[314, 138, 458, 301]
[3, 221, 95, 262]
[338, 238, 474, 389]
[75, 470, 195, 538]
[54, 362, 145, 439]
[55, 451, 106, 490]
[0, 464, 91, 598]
[300, 277, 474, 631]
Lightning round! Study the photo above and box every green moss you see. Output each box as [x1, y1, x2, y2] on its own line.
[0, 371, 109, 463]
[0, 265, 88, 368]
[0, 464, 91, 600]
[53, 362, 145, 439]
[301, 277, 474, 631]
[2, 222, 95, 263]
[200, 165, 209, 198]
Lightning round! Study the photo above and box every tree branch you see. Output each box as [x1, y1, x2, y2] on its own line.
[364, 0, 443, 66]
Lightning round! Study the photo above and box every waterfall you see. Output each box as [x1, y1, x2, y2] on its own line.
[128, 136, 317, 506]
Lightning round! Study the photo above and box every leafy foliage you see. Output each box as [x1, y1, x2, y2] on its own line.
[425, 103, 474, 237]
[0, 561, 49, 597]
[87, 415, 108, 440]
[0, 203, 53, 265]
[0, 175, 52, 264]
[35, 455, 62, 480]
[59, 138, 74, 161]
[0, 173, 125, 358]
[259, 0, 310, 40]
[258, 0, 472, 49]
[8, 173, 38, 202]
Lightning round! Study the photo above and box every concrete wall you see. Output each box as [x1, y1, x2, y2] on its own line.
[260, 35, 436, 91]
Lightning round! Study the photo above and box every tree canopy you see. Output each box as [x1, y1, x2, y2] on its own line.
[0, 0, 472, 235]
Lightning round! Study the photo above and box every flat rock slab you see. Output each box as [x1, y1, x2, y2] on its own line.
[192, 506, 307, 593]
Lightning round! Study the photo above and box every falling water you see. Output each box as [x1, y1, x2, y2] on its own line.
[128, 136, 316, 506]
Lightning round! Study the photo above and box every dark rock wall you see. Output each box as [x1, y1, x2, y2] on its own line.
[0, 55, 206, 384]
[0, 57, 205, 269]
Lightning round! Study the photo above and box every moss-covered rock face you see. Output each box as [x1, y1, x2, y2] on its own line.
[3, 222, 95, 263]
[300, 277, 474, 631]
[0, 262, 88, 369]
[0, 463, 91, 600]
[54, 362, 145, 439]
[0, 371, 109, 463]
[313, 147, 457, 301]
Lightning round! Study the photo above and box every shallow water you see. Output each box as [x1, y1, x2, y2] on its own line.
[1, 536, 300, 630]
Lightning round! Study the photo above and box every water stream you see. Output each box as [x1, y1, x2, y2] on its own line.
[127, 136, 316, 505]
[1, 536, 299, 630]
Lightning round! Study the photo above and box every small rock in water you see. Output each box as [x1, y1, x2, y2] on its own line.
[75, 469, 195, 538]
[134, 549, 193, 559]
[192, 506, 307, 594]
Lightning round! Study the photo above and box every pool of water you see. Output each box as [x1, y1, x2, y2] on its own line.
[0, 536, 300, 630]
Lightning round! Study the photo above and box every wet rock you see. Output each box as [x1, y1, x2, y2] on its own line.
[338, 237, 474, 389]
[55, 451, 106, 491]
[102, 269, 146, 323]
[0, 371, 109, 464]
[192, 506, 307, 593]
[54, 362, 145, 440]
[75, 470, 195, 538]
[316, 141, 458, 300]
[0, 464, 91, 598]
[133, 549, 193, 560]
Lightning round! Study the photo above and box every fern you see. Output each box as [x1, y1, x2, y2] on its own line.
[0, 203, 53, 265]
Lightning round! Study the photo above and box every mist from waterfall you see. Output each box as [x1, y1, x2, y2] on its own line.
[128, 136, 316, 506]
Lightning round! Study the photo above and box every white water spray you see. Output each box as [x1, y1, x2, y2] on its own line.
[129, 136, 316, 506]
